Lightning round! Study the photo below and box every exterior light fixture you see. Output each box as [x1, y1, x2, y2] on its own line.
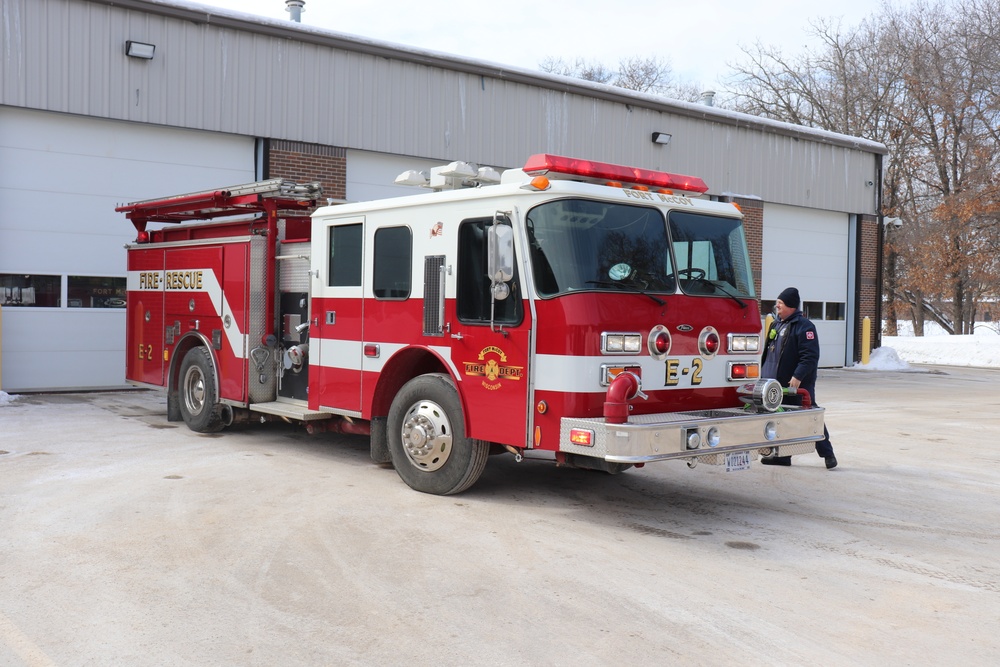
[125, 41, 155, 59]
[651, 132, 672, 145]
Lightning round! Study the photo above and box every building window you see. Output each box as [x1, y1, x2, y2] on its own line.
[803, 301, 824, 320]
[825, 302, 846, 321]
[373, 227, 411, 299]
[1, 274, 60, 307]
[68, 276, 126, 308]
[328, 223, 363, 287]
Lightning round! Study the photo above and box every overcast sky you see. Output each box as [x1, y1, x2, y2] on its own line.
[186, 0, 914, 91]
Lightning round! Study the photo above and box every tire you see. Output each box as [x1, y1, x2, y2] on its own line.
[387, 374, 489, 495]
[177, 347, 224, 433]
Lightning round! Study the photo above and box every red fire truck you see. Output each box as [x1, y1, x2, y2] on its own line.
[118, 154, 824, 495]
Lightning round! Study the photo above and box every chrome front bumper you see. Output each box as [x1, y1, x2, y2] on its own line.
[559, 407, 824, 464]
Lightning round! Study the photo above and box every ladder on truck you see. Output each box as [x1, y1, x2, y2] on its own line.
[116, 179, 323, 232]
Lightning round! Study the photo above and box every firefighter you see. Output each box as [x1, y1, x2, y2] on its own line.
[760, 287, 838, 469]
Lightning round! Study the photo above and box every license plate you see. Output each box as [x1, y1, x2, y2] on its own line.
[725, 451, 752, 472]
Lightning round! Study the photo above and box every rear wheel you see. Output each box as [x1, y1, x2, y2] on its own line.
[178, 347, 224, 433]
[388, 374, 488, 495]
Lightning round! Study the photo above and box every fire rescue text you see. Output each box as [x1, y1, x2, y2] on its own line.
[138, 270, 203, 290]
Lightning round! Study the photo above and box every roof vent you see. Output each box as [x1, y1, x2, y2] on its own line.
[285, 1, 305, 22]
[700, 90, 716, 107]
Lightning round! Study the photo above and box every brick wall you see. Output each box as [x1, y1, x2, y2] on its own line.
[858, 213, 880, 356]
[735, 197, 764, 299]
[266, 139, 347, 203]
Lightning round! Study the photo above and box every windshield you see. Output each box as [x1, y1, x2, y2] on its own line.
[525, 199, 755, 299]
[669, 210, 756, 298]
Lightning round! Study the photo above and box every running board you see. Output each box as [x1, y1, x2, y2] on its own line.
[249, 401, 331, 421]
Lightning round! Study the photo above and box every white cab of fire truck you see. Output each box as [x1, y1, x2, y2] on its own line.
[119, 156, 824, 496]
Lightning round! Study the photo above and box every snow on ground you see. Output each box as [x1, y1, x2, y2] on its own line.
[857, 321, 1000, 370]
[0, 390, 18, 406]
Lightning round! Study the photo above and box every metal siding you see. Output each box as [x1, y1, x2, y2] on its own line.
[2, 0, 881, 215]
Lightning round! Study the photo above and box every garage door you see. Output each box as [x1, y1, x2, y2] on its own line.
[345, 149, 457, 203]
[761, 203, 849, 368]
[0, 107, 254, 391]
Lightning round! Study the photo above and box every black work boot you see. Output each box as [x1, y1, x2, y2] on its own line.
[761, 455, 791, 466]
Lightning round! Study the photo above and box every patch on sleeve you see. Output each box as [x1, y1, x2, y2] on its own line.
[806, 331, 815, 340]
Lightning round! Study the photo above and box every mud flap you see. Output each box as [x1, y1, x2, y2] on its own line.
[369, 415, 390, 464]
[166, 391, 182, 422]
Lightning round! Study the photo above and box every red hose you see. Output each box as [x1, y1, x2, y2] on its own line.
[791, 387, 812, 409]
[604, 372, 640, 424]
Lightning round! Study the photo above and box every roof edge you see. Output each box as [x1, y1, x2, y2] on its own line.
[91, 0, 888, 156]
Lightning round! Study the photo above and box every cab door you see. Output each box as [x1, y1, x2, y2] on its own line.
[310, 218, 365, 415]
[448, 215, 532, 448]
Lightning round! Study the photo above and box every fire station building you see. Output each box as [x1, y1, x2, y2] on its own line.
[0, 0, 886, 392]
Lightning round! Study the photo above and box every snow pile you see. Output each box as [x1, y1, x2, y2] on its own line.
[880, 334, 1000, 368]
[854, 346, 911, 371]
[0, 391, 20, 406]
[854, 321, 1000, 369]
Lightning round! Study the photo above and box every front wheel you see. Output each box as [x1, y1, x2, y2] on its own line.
[387, 374, 489, 495]
[177, 347, 224, 433]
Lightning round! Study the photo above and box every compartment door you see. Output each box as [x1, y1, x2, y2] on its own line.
[126, 249, 165, 385]
[311, 218, 365, 414]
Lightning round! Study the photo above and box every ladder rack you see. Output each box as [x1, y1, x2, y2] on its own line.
[116, 179, 322, 231]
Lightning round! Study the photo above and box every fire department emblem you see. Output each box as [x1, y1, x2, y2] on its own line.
[464, 346, 523, 391]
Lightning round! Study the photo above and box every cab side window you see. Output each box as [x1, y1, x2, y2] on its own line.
[373, 226, 411, 299]
[329, 224, 363, 287]
[457, 219, 522, 324]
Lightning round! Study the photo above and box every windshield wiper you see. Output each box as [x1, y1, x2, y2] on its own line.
[585, 281, 666, 306]
[707, 280, 748, 308]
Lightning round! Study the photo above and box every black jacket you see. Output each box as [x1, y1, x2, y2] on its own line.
[761, 310, 821, 399]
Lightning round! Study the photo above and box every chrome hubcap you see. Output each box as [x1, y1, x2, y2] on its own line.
[183, 366, 206, 416]
[400, 400, 452, 472]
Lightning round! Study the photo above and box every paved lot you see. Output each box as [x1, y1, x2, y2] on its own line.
[1, 365, 999, 666]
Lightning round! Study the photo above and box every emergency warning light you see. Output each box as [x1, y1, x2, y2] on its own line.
[523, 154, 709, 194]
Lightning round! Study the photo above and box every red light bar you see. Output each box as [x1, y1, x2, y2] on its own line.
[523, 154, 709, 194]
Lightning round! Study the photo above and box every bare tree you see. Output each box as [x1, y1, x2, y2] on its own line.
[727, 0, 1000, 335]
[539, 57, 615, 85]
[539, 55, 701, 102]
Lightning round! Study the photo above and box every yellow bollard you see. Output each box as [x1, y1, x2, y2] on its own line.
[0, 303, 3, 391]
[861, 316, 871, 365]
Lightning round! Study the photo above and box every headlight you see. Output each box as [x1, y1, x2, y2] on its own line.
[728, 333, 760, 353]
[602, 332, 642, 354]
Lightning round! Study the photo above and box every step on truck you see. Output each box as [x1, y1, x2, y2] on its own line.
[117, 154, 825, 495]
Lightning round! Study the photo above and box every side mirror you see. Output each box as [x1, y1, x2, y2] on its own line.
[487, 216, 514, 291]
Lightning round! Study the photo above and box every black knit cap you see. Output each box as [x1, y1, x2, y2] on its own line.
[777, 287, 800, 309]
